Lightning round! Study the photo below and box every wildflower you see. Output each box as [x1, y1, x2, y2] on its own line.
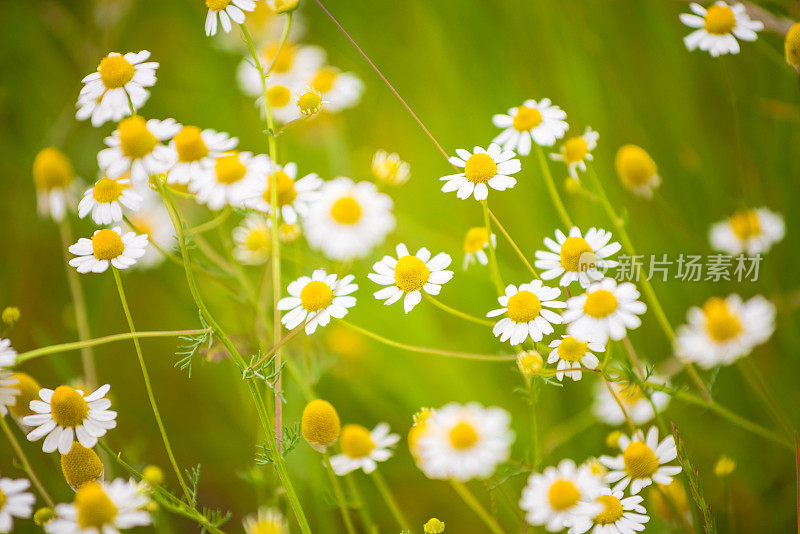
[330, 423, 400, 475]
[301, 399, 341, 453]
[424, 518, 446, 533]
[78, 176, 141, 225]
[278, 270, 357, 334]
[307, 66, 364, 112]
[167, 126, 237, 185]
[68, 227, 148, 274]
[563, 278, 646, 344]
[33, 147, 76, 221]
[98, 116, 180, 184]
[547, 335, 605, 381]
[408, 408, 434, 463]
[614, 145, 660, 198]
[61, 442, 104, 490]
[256, 83, 303, 124]
[243, 508, 288, 534]
[141, 466, 164, 487]
[492, 98, 569, 154]
[189, 151, 269, 210]
[462, 227, 496, 269]
[369, 243, 454, 313]
[245, 162, 322, 224]
[45, 479, 151, 533]
[786, 23, 800, 68]
[534, 227, 621, 288]
[124, 196, 175, 269]
[675, 294, 775, 368]
[600, 427, 682, 495]
[606, 431, 625, 449]
[372, 150, 411, 186]
[304, 177, 395, 261]
[441, 144, 520, 201]
[238, 43, 324, 97]
[296, 87, 325, 116]
[416, 403, 513, 481]
[550, 127, 599, 178]
[205, 0, 256, 36]
[7, 372, 41, 422]
[3, 307, 21, 326]
[0, 338, 16, 367]
[0, 474, 35, 531]
[517, 351, 544, 380]
[714, 456, 736, 477]
[593, 377, 670, 426]
[232, 216, 272, 265]
[23, 384, 117, 454]
[278, 223, 301, 244]
[76, 90, 148, 130]
[709, 207, 784, 255]
[585, 458, 607, 480]
[35, 507, 56, 526]
[0, 371, 17, 417]
[487, 281, 565, 345]
[267, 0, 299, 14]
[680, 2, 763, 57]
[569, 487, 650, 534]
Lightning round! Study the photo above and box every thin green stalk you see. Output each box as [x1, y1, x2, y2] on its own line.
[370, 470, 410, 531]
[186, 206, 231, 236]
[528, 378, 541, 470]
[425, 294, 494, 326]
[487, 208, 541, 280]
[738, 358, 794, 436]
[345, 473, 377, 533]
[535, 145, 572, 228]
[450, 480, 505, 534]
[481, 199, 505, 295]
[323, 455, 357, 534]
[0, 415, 54, 507]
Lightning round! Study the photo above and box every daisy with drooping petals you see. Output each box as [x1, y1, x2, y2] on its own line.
[98, 117, 180, 183]
[232, 215, 272, 265]
[76, 89, 148, 129]
[167, 126, 238, 185]
[535, 227, 621, 288]
[709, 207, 785, 255]
[547, 335, 605, 381]
[487, 281, 565, 345]
[205, 0, 256, 36]
[594, 376, 670, 426]
[278, 270, 358, 334]
[441, 144, 520, 201]
[676, 294, 775, 368]
[330, 423, 400, 475]
[416, 403, 513, 481]
[369, 244, 454, 314]
[23, 384, 117, 454]
[372, 150, 411, 187]
[243, 508, 288, 534]
[307, 66, 364, 113]
[563, 278, 646, 344]
[462, 227, 496, 269]
[190, 151, 269, 210]
[569, 487, 650, 534]
[492, 98, 569, 155]
[68, 227, 148, 274]
[600, 427, 681, 495]
[550, 127, 599, 178]
[33, 147, 76, 222]
[304, 178, 395, 261]
[78, 176, 141, 225]
[615, 145, 661, 198]
[520, 459, 604, 531]
[0, 474, 35, 532]
[46, 479, 151, 534]
[244, 162, 322, 223]
[680, 2, 763, 57]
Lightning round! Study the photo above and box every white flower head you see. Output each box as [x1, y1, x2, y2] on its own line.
[372, 150, 411, 186]
[46, 478, 151, 534]
[233, 215, 272, 265]
[681, 2, 763, 57]
[33, 147, 77, 222]
[441, 144, 520, 201]
[462, 227, 496, 269]
[205, 0, 256, 36]
[0, 338, 17, 368]
[256, 83, 304, 124]
[709, 207, 785, 255]
[243, 508, 287, 534]
[550, 127, 599, 178]
[593, 375, 671, 426]
[68, 227, 148, 274]
[306, 66, 364, 112]
[98, 117, 180, 183]
[76, 90, 148, 129]
[330, 423, 400, 475]
[167, 126, 238, 185]
[563, 278, 646, 344]
[568, 487, 650, 534]
[547, 335, 605, 381]
[535, 227, 621, 288]
[190, 151, 269, 210]
[244, 162, 322, 224]
[278, 270, 358, 334]
[492, 98, 569, 154]
[487, 281, 566, 345]
[0, 475, 35, 532]
[600, 427, 682, 495]
[78, 176, 141, 225]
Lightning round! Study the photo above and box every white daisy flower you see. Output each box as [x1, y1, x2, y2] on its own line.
[256, 83, 303, 124]
[237, 43, 325, 98]
[487, 281, 566, 345]
[568, 487, 650, 534]
[330, 423, 400, 475]
[372, 150, 411, 187]
[709, 207, 785, 255]
[563, 278, 646, 344]
[78, 176, 141, 225]
[519, 458, 605, 531]
[205, 0, 256, 36]
[680, 2, 763, 57]
[32, 147, 76, 222]
[167, 126, 238, 185]
[233, 215, 272, 265]
[600, 427, 682, 495]
[550, 127, 599, 178]
[615, 145, 661, 198]
[46, 479, 151, 534]
[492, 98, 569, 155]
[416, 402, 513, 481]
[676, 294, 775, 369]
[593, 375, 671, 427]
[0, 338, 16, 368]
[369, 244, 454, 314]
[124, 192, 176, 269]
[306, 66, 364, 112]
[535, 227, 621, 288]
[547, 335, 605, 381]
[243, 508, 287, 534]
[462, 227, 496, 269]
[23, 384, 117, 454]
[78, 51, 158, 125]
[68, 227, 148, 274]
[189, 151, 269, 210]
[304, 177, 395, 261]
[0, 475, 35, 532]
[98, 117, 180, 184]
[244, 162, 322, 224]
[278, 270, 358, 334]
[440, 144, 520, 201]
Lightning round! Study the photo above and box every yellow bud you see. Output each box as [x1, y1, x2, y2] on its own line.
[33, 147, 74, 191]
[408, 408, 434, 462]
[2, 306, 20, 326]
[278, 223, 302, 244]
[269, 0, 299, 14]
[615, 144, 658, 192]
[61, 442, 104, 490]
[9, 372, 41, 421]
[142, 465, 164, 486]
[424, 517, 445, 533]
[714, 455, 736, 477]
[563, 177, 581, 195]
[297, 90, 323, 116]
[34, 507, 56, 526]
[301, 399, 341, 452]
[605, 430, 625, 449]
[785, 23, 800, 68]
[516, 351, 543, 379]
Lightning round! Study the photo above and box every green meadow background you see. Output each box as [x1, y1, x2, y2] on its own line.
[2, 0, 800, 532]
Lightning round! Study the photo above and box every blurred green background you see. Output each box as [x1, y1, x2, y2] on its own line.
[2, 0, 800, 532]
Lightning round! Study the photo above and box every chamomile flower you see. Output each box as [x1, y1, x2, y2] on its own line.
[535, 227, 621, 288]
[243, 508, 287, 534]
[98, 117, 180, 183]
[615, 145, 660, 198]
[492, 98, 569, 154]
[0, 371, 18, 417]
[462, 227, 496, 269]
[232, 215, 272, 265]
[23, 384, 117, 454]
[205, 0, 256, 36]
[569, 488, 650, 534]
[547, 336, 605, 381]
[563, 278, 646, 344]
[0, 338, 16, 367]
[550, 127, 599, 178]
[709, 207, 785, 255]
[296, 87, 325, 116]
[0, 474, 35, 532]
[330, 423, 400, 475]
[68, 227, 148, 274]
[61, 442, 104, 490]
[441, 144, 520, 201]
[277, 270, 358, 334]
[7, 373, 41, 424]
[369, 244, 454, 314]
[78, 51, 158, 125]
[256, 83, 303, 124]
[487, 281, 565, 345]
[301, 399, 341, 453]
[45, 479, 151, 534]
[372, 150, 411, 186]
[307, 66, 364, 112]
[190, 151, 269, 210]
[244, 162, 322, 223]
[680, 2, 763, 57]
[593, 377, 671, 426]
[78, 176, 141, 225]
[600, 427, 681, 495]
[238, 43, 325, 97]
[167, 126, 238, 185]
[304, 178, 395, 261]
[676, 294, 775, 368]
[124, 194, 175, 269]
[520, 459, 604, 531]
[416, 403, 513, 481]
[33, 147, 76, 221]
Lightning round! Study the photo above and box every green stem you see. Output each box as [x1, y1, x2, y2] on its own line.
[187, 206, 231, 235]
[323, 455, 357, 534]
[535, 145, 572, 228]
[425, 294, 494, 326]
[449, 480, 505, 534]
[0, 415, 54, 507]
[738, 358, 794, 436]
[370, 470, 410, 531]
[528, 378, 541, 470]
[345, 474, 377, 533]
[481, 199, 505, 295]
[487, 208, 540, 280]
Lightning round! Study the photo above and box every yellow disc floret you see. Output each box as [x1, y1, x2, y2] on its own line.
[714, 455, 736, 477]
[703, 5, 736, 35]
[118, 116, 157, 160]
[516, 350, 544, 379]
[214, 153, 247, 184]
[61, 442, 104, 489]
[785, 23, 800, 68]
[311, 67, 339, 94]
[300, 281, 334, 312]
[301, 399, 341, 450]
[264, 171, 297, 207]
[267, 85, 292, 108]
[623, 441, 659, 479]
[174, 126, 209, 162]
[142, 465, 164, 486]
[262, 43, 295, 74]
[34, 507, 56, 526]
[206, 0, 231, 12]
[2, 306, 20, 326]
[548, 479, 580, 511]
[50, 385, 89, 428]
[394, 256, 430, 293]
[75, 482, 118, 529]
[340, 424, 375, 458]
[559, 236, 595, 272]
[92, 178, 125, 203]
[583, 290, 618, 318]
[92, 229, 125, 261]
[448, 421, 479, 450]
[615, 145, 657, 189]
[33, 147, 75, 191]
[513, 105, 543, 131]
[330, 196, 362, 224]
[245, 227, 271, 253]
[729, 209, 761, 240]
[563, 137, 589, 164]
[557, 336, 589, 362]
[593, 494, 624, 525]
[297, 90, 323, 116]
[98, 54, 135, 89]
[507, 291, 542, 322]
[463, 227, 490, 253]
[464, 153, 497, 184]
[424, 518, 446, 534]
[702, 297, 742, 342]
[9, 372, 41, 420]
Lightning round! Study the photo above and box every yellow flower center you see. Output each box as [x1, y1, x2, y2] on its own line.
[394, 256, 430, 293]
[264, 171, 297, 207]
[517, 351, 544, 378]
[702, 298, 742, 342]
[464, 153, 497, 184]
[786, 23, 800, 68]
[617, 382, 645, 406]
[174, 126, 209, 163]
[214, 153, 247, 184]
[507, 290, 542, 322]
[0, 488, 6, 509]
[311, 67, 339, 94]
[557, 336, 589, 362]
[91, 229, 125, 261]
[92, 177, 125, 203]
[250, 518, 284, 534]
[297, 91, 323, 115]
[560, 236, 595, 272]
[729, 210, 762, 240]
[340, 424, 375, 458]
[261, 43, 295, 73]
[563, 136, 589, 164]
[583, 290, 618, 318]
[513, 105, 543, 131]
[330, 196, 362, 225]
[50, 385, 89, 428]
[61, 442, 104, 489]
[205, 0, 231, 12]
[9, 373, 40, 419]
[75, 482, 118, 529]
[97, 55, 135, 89]
[623, 441, 659, 479]
[301, 399, 341, 447]
[704, 5, 736, 35]
[300, 281, 334, 312]
[548, 479, 580, 511]
[33, 147, 74, 190]
[267, 85, 292, 108]
[593, 494, 624, 525]
[245, 228, 271, 253]
[615, 145, 657, 188]
[118, 116, 158, 160]
[448, 421, 479, 450]
[463, 227, 490, 253]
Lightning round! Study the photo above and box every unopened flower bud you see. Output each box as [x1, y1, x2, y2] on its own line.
[301, 399, 341, 452]
[61, 442, 104, 490]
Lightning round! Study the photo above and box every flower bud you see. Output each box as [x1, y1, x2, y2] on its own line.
[714, 455, 736, 477]
[8, 372, 41, 421]
[372, 150, 411, 187]
[615, 144, 660, 198]
[785, 23, 800, 68]
[516, 351, 543, 379]
[301, 399, 341, 452]
[33, 147, 74, 192]
[2, 306, 20, 326]
[424, 517, 445, 533]
[142, 465, 164, 486]
[605, 430, 624, 449]
[268, 0, 299, 14]
[61, 442, 104, 490]
[34, 507, 55, 526]
[296, 89, 323, 116]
